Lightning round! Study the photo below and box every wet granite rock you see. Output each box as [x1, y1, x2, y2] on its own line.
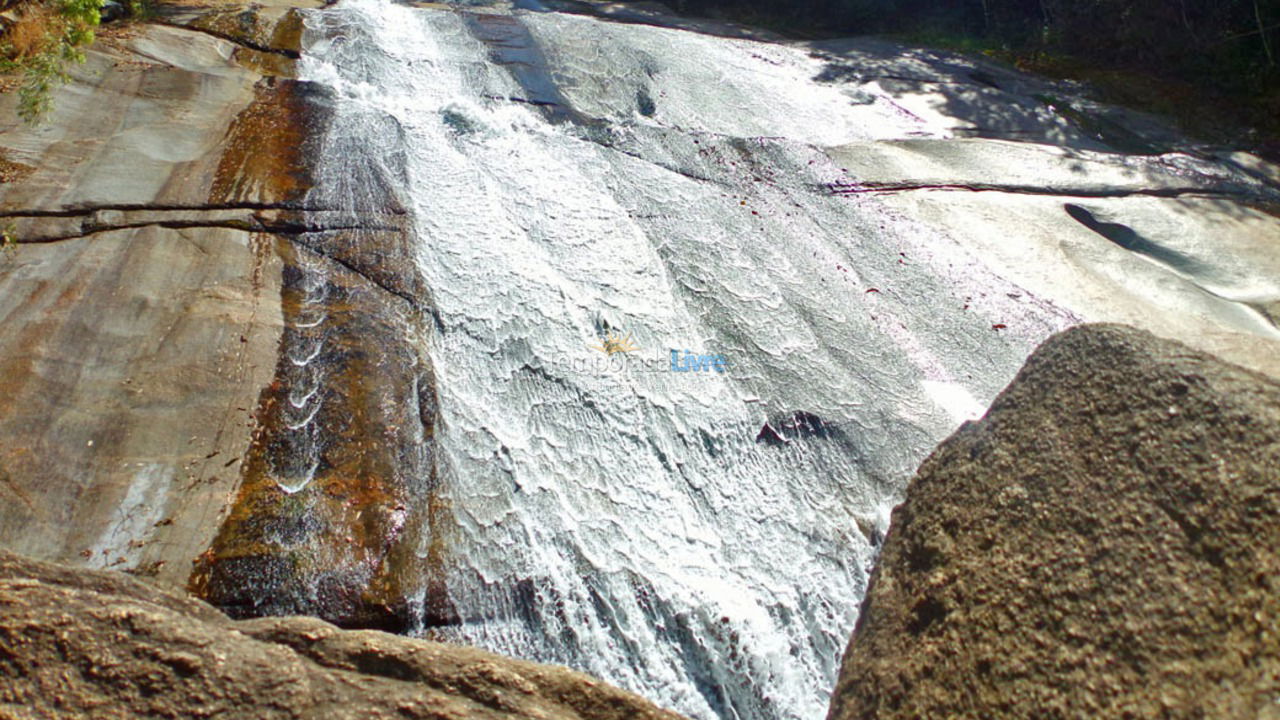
[0, 0, 442, 633]
[829, 323, 1280, 720]
[0, 549, 689, 720]
[0, 13, 302, 592]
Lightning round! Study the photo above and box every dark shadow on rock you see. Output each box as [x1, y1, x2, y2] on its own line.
[1064, 203, 1210, 276]
[461, 11, 584, 125]
[808, 37, 1180, 155]
[1065, 203, 1279, 332]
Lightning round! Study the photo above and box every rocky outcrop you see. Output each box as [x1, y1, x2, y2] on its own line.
[0, 549, 688, 720]
[0, 1, 318, 589]
[0, 0, 441, 631]
[3, 4, 1280, 713]
[828, 324, 1280, 719]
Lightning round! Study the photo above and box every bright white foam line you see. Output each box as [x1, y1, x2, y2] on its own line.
[921, 380, 987, 424]
[289, 384, 319, 410]
[285, 401, 322, 431]
[289, 339, 324, 367]
[293, 313, 327, 329]
[276, 460, 319, 495]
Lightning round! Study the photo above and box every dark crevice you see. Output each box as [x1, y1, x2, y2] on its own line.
[587, 139, 728, 187]
[1153, 498, 1228, 569]
[15, 220, 421, 311]
[907, 595, 948, 635]
[155, 20, 301, 59]
[828, 181, 1270, 201]
[481, 94, 564, 108]
[344, 650, 421, 682]
[16, 219, 401, 244]
[286, 235, 427, 312]
[0, 202, 407, 218]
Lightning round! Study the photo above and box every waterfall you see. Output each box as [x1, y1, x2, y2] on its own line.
[296, 2, 1075, 718]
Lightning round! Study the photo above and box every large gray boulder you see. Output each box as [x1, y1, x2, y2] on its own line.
[0, 549, 689, 720]
[829, 324, 1280, 719]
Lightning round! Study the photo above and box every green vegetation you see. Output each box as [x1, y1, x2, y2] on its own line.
[0, 0, 104, 124]
[673, 0, 1280, 153]
[1, 222, 17, 260]
[123, 0, 154, 22]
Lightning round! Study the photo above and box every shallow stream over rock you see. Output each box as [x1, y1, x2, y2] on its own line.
[270, 2, 1280, 718]
[2, 1, 1278, 719]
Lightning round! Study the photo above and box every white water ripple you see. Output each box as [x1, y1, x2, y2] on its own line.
[297, 3, 1077, 719]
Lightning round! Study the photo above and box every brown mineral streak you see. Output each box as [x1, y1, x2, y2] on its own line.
[0, 150, 36, 184]
[211, 79, 310, 205]
[190, 45, 450, 631]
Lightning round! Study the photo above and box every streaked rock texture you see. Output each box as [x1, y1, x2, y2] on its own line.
[829, 324, 1280, 720]
[3, 1, 1280, 716]
[0, 549, 689, 720]
[0, 4, 318, 589]
[0, 0, 441, 632]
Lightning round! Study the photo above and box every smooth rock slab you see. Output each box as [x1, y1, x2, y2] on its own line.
[0, 13, 305, 589]
[829, 323, 1280, 720]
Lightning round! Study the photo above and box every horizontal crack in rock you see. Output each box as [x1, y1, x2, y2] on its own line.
[285, 236, 427, 312]
[586, 139, 726, 187]
[15, 220, 425, 311]
[155, 20, 301, 58]
[482, 93, 563, 108]
[16, 219, 401, 244]
[0, 203, 406, 218]
[827, 181, 1273, 201]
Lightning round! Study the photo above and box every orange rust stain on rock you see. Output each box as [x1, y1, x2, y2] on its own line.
[190, 232, 442, 630]
[269, 9, 306, 54]
[224, 9, 306, 79]
[211, 79, 312, 205]
[189, 7, 299, 54]
[232, 47, 297, 79]
[0, 149, 35, 184]
[192, 42, 448, 631]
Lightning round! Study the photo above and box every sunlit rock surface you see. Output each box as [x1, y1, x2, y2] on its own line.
[829, 324, 1280, 719]
[0, 1, 1278, 720]
[0, 549, 689, 720]
[0, 3, 321, 590]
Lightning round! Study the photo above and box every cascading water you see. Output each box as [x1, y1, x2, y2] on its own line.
[296, 2, 1075, 718]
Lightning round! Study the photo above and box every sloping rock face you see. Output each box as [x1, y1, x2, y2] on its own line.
[0, 1, 439, 631]
[0, 549, 689, 720]
[0, 1, 318, 586]
[3, 3, 1280, 715]
[828, 324, 1280, 719]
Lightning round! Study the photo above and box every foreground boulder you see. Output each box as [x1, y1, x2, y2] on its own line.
[829, 323, 1280, 720]
[0, 550, 687, 720]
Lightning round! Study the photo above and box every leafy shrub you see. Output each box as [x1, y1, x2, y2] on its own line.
[1, 0, 103, 124]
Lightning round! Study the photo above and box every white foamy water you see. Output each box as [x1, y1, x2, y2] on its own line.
[297, 2, 1080, 718]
